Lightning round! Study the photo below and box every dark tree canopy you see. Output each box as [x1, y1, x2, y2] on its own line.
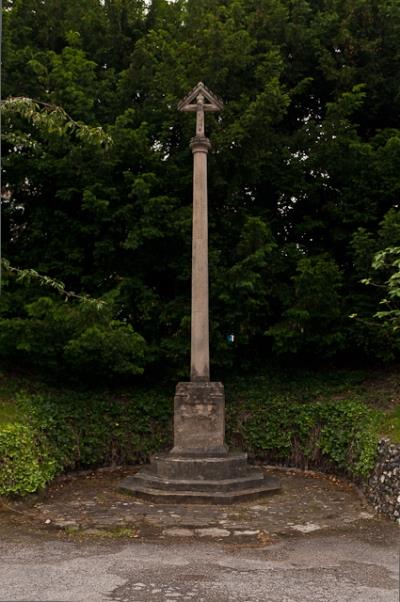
[1, 0, 400, 380]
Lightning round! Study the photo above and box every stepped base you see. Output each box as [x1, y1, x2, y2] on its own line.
[119, 451, 281, 504]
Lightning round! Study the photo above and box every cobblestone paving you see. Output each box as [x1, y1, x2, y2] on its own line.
[0, 466, 377, 544]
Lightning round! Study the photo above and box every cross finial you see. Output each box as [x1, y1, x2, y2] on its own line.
[178, 82, 223, 139]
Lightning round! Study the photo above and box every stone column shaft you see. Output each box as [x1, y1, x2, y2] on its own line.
[190, 137, 211, 382]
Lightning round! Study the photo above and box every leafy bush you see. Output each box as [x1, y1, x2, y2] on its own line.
[0, 423, 57, 496]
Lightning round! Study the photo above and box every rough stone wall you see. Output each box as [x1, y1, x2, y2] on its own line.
[365, 439, 400, 523]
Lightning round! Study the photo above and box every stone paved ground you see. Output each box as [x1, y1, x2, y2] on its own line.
[0, 466, 398, 601]
[0, 467, 379, 540]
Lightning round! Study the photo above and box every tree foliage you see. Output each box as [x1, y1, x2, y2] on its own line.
[2, 0, 400, 378]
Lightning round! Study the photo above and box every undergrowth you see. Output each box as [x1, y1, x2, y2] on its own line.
[0, 368, 396, 496]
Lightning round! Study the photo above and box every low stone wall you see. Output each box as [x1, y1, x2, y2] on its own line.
[365, 439, 400, 523]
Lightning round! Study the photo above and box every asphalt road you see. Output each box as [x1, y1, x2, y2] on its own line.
[0, 521, 398, 602]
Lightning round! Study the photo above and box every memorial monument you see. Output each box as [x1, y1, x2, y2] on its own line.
[120, 83, 280, 502]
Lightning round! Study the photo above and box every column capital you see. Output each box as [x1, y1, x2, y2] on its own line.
[190, 136, 211, 153]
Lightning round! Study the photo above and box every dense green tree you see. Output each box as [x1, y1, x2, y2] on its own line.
[1, 0, 400, 379]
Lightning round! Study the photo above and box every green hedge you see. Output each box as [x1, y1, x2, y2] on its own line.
[0, 388, 380, 496]
[21, 390, 172, 467]
[227, 398, 379, 479]
[0, 390, 173, 496]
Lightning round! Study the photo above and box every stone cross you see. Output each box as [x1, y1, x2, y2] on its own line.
[178, 82, 223, 382]
[119, 84, 280, 500]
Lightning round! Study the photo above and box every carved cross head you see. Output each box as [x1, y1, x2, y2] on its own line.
[178, 82, 223, 138]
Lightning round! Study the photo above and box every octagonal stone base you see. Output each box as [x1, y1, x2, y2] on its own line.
[120, 381, 280, 503]
[120, 450, 280, 504]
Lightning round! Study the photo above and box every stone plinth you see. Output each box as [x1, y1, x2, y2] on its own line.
[120, 383, 280, 503]
[119, 452, 280, 504]
[172, 382, 227, 456]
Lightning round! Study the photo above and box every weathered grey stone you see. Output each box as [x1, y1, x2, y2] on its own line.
[233, 529, 260, 537]
[119, 467, 280, 504]
[189, 136, 211, 382]
[365, 438, 400, 523]
[292, 523, 321, 533]
[177, 82, 223, 382]
[163, 528, 194, 537]
[152, 450, 250, 480]
[195, 527, 230, 537]
[171, 382, 227, 456]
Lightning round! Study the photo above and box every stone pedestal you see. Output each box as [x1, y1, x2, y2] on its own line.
[172, 382, 227, 456]
[120, 383, 280, 503]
